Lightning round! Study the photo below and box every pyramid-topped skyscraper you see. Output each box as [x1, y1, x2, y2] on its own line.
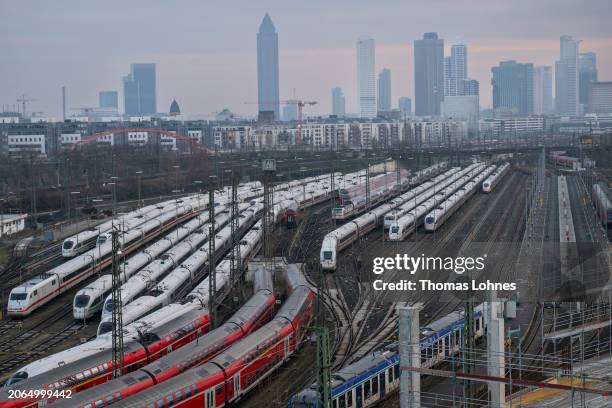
[257, 13, 280, 121]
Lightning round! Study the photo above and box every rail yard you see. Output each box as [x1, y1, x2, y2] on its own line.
[0, 147, 611, 408]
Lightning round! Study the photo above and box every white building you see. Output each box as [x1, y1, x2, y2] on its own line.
[0, 214, 28, 237]
[7, 134, 46, 156]
[357, 37, 376, 118]
[213, 126, 252, 149]
[127, 131, 149, 145]
[479, 117, 544, 138]
[60, 133, 82, 146]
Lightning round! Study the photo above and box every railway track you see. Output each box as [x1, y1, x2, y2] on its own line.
[0, 302, 84, 380]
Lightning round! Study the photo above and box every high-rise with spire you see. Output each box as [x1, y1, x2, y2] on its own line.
[257, 13, 280, 120]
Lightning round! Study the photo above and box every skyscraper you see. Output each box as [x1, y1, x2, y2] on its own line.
[398, 97, 412, 116]
[444, 41, 467, 97]
[555, 35, 580, 116]
[331, 87, 346, 117]
[282, 102, 298, 121]
[123, 64, 157, 115]
[257, 13, 280, 120]
[414, 32, 444, 116]
[99, 91, 118, 110]
[579, 52, 598, 107]
[491, 60, 534, 115]
[533, 66, 553, 115]
[357, 37, 376, 118]
[462, 79, 479, 96]
[377, 69, 391, 113]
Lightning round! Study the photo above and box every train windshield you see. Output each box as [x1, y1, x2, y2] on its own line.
[98, 321, 112, 335]
[63, 240, 74, 249]
[323, 251, 333, 260]
[97, 235, 108, 245]
[425, 216, 434, 224]
[74, 295, 90, 308]
[9, 292, 27, 301]
[391, 227, 399, 234]
[104, 300, 113, 313]
[5, 371, 28, 385]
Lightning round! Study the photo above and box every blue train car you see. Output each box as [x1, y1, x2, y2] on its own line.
[289, 304, 486, 408]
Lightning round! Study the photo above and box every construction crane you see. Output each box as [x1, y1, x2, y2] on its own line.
[245, 99, 317, 145]
[16, 95, 39, 118]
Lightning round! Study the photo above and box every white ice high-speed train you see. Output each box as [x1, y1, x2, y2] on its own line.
[61, 203, 165, 257]
[321, 163, 456, 271]
[482, 162, 510, 193]
[7, 197, 205, 317]
[96, 202, 265, 335]
[424, 165, 496, 232]
[73, 205, 240, 320]
[383, 167, 463, 229]
[387, 164, 486, 241]
[96, 206, 250, 322]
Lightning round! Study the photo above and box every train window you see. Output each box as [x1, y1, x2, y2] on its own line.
[347, 390, 353, 406]
[372, 376, 378, 394]
[476, 318, 480, 331]
[394, 364, 399, 379]
[332, 399, 338, 408]
[156, 399, 164, 407]
[216, 385, 222, 395]
[33, 290, 38, 296]
[75, 295, 90, 308]
[339, 394, 346, 408]
[455, 330, 460, 345]
[388, 368, 393, 383]
[364, 380, 371, 399]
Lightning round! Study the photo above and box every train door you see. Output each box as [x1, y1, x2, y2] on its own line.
[205, 389, 215, 408]
[355, 384, 362, 408]
[233, 374, 240, 399]
[379, 372, 386, 399]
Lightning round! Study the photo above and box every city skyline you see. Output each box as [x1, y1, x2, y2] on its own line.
[1, 1, 611, 118]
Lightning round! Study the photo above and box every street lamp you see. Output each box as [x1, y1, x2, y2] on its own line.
[109, 177, 118, 216]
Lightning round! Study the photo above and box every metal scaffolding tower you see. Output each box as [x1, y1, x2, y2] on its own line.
[316, 327, 332, 408]
[262, 159, 276, 260]
[396, 158, 401, 188]
[111, 225, 124, 378]
[230, 174, 241, 284]
[463, 297, 475, 404]
[365, 164, 371, 210]
[208, 188, 216, 329]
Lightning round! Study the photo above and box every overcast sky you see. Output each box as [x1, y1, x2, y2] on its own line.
[1, 0, 611, 118]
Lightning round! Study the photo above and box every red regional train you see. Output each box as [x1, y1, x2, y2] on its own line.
[115, 285, 314, 408]
[0, 307, 210, 408]
[48, 283, 277, 408]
